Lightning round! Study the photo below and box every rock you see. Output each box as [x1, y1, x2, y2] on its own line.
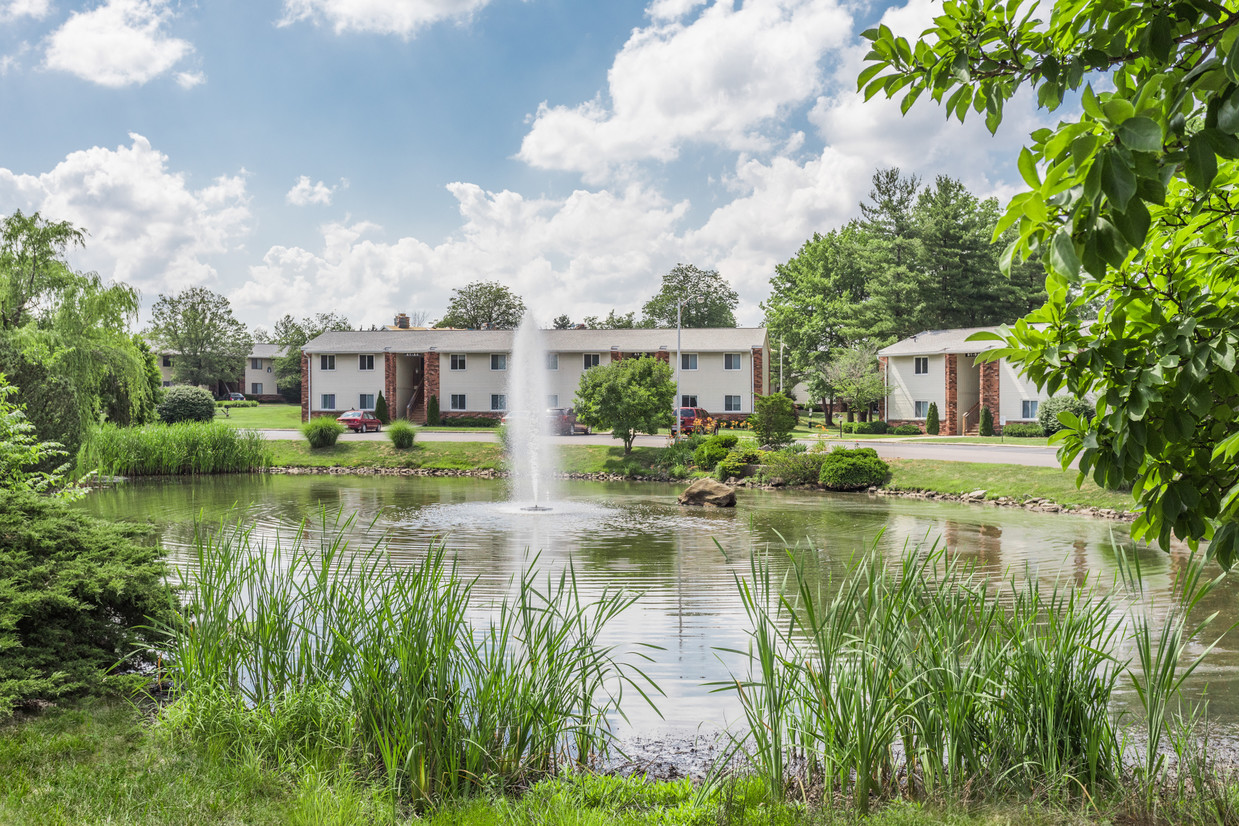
[678, 478, 737, 508]
[966, 489, 987, 500]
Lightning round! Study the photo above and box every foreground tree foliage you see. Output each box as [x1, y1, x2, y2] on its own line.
[863, 0, 1239, 565]
[0, 376, 75, 498]
[574, 356, 674, 453]
[435, 280, 525, 329]
[0, 489, 174, 716]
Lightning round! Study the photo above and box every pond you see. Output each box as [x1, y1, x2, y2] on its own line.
[80, 474, 1239, 742]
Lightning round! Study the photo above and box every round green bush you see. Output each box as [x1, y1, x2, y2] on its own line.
[818, 447, 891, 491]
[1002, 422, 1045, 437]
[302, 417, 345, 448]
[892, 423, 921, 435]
[157, 385, 216, 424]
[1037, 396, 1093, 435]
[387, 420, 416, 449]
[693, 441, 729, 471]
[712, 432, 740, 450]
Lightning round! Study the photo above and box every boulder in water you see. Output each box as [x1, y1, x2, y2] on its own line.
[678, 478, 737, 507]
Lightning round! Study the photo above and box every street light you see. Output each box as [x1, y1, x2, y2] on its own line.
[674, 295, 703, 440]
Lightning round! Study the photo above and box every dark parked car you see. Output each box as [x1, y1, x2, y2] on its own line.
[672, 406, 715, 436]
[501, 407, 590, 435]
[226, 392, 245, 401]
[336, 410, 382, 432]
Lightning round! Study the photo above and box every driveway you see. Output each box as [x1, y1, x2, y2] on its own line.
[257, 428, 1071, 468]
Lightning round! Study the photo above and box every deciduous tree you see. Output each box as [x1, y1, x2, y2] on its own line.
[272, 312, 351, 400]
[574, 356, 674, 453]
[435, 281, 524, 329]
[825, 345, 885, 423]
[147, 288, 252, 393]
[642, 264, 738, 328]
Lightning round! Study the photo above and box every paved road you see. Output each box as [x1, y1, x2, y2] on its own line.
[258, 428, 1070, 468]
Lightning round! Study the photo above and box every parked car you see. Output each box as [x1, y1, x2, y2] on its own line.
[226, 392, 245, 401]
[500, 407, 591, 435]
[671, 406, 715, 436]
[336, 410, 382, 432]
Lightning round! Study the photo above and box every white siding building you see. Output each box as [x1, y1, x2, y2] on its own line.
[244, 343, 286, 400]
[300, 328, 770, 423]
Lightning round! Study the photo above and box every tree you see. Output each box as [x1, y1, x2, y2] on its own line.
[374, 391, 389, 425]
[147, 288, 252, 394]
[583, 309, 645, 329]
[925, 402, 939, 436]
[979, 406, 994, 437]
[0, 376, 75, 499]
[749, 393, 797, 447]
[552, 314, 574, 330]
[574, 356, 675, 453]
[862, 0, 1239, 565]
[435, 281, 524, 329]
[641, 264, 738, 328]
[272, 312, 351, 401]
[825, 345, 885, 423]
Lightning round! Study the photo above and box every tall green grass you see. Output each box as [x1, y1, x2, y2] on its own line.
[718, 540, 1229, 817]
[79, 421, 271, 475]
[153, 516, 658, 809]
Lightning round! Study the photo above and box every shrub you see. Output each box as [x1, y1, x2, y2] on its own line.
[387, 419, 415, 449]
[426, 394, 440, 426]
[302, 416, 345, 448]
[215, 399, 259, 408]
[692, 432, 740, 471]
[0, 490, 175, 717]
[1003, 422, 1045, 438]
[763, 448, 828, 485]
[157, 386, 216, 424]
[841, 420, 889, 434]
[979, 406, 994, 436]
[926, 402, 940, 435]
[892, 423, 921, 435]
[750, 393, 796, 447]
[1037, 396, 1093, 435]
[79, 421, 271, 475]
[717, 445, 763, 479]
[436, 416, 500, 428]
[818, 446, 891, 491]
[374, 392, 389, 425]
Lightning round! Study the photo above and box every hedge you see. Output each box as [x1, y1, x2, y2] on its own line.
[158, 386, 216, 424]
[818, 446, 891, 491]
[1002, 422, 1045, 437]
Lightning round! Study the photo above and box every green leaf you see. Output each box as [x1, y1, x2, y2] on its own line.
[1185, 133, 1219, 189]
[1148, 14, 1173, 63]
[1100, 150, 1137, 210]
[1017, 146, 1041, 188]
[1102, 98, 1136, 124]
[1110, 197, 1151, 247]
[1049, 229, 1081, 279]
[1218, 86, 1239, 134]
[1116, 117, 1163, 151]
[856, 63, 885, 91]
[1228, 33, 1239, 84]
[1081, 85, 1105, 120]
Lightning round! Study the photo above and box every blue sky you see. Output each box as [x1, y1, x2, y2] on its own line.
[0, 0, 1045, 331]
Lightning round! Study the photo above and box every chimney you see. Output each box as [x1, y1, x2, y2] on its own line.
[394, 313, 409, 329]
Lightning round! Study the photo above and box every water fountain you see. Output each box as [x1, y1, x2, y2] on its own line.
[507, 311, 557, 511]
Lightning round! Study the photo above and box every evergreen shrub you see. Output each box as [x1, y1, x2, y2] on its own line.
[157, 386, 216, 424]
[426, 394, 440, 426]
[763, 448, 828, 485]
[692, 432, 740, 471]
[716, 445, 763, 479]
[818, 446, 891, 491]
[750, 393, 796, 447]
[387, 420, 415, 449]
[374, 392, 390, 424]
[926, 403, 940, 435]
[892, 423, 921, 435]
[1037, 396, 1094, 435]
[302, 417, 345, 448]
[1003, 422, 1045, 437]
[979, 406, 994, 436]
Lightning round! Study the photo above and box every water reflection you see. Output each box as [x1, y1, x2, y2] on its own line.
[79, 475, 1239, 736]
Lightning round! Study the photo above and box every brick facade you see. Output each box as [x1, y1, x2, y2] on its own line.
[425, 351, 440, 422]
[300, 352, 309, 422]
[654, 350, 670, 364]
[980, 359, 1001, 432]
[944, 353, 959, 436]
[384, 352, 398, 419]
[610, 350, 623, 362]
[751, 346, 764, 396]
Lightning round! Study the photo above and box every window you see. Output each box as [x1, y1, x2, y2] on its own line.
[251, 383, 262, 395]
[490, 354, 507, 371]
[547, 394, 559, 407]
[161, 355, 171, 367]
[360, 394, 375, 409]
[1022, 399, 1039, 419]
[450, 394, 466, 411]
[320, 354, 336, 371]
[162, 380, 171, 387]
[914, 400, 929, 418]
[491, 394, 506, 411]
[546, 353, 559, 370]
[914, 357, 929, 375]
[583, 353, 600, 369]
[321, 394, 336, 410]
[681, 395, 698, 408]
[359, 354, 375, 371]
[724, 353, 742, 370]
[250, 357, 262, 370]
[450, 354, 466, 371]
[681, 353, 698, 370]
[725, 395, 741, 411]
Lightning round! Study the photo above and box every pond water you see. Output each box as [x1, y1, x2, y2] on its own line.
[80, 474, 1239, 742]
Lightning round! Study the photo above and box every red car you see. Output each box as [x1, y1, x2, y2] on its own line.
[336, 410, 382, 432]
[672, 406, 714, 435]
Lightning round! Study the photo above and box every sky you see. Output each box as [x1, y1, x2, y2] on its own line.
[0, 0, 1049, 331]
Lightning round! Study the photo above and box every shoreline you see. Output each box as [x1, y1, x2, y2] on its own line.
[262, 464, 1136, 521]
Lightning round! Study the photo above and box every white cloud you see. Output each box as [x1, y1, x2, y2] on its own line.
[0, 43, 30, 75]
[518, 0, 852, 182]
[647, 0, 705, 21]
[44, 0, 193, 87]
[175, 70, 205, 88]
[0, 133, 251, 292]
[286, 176, 338, 206]
[279, 0, 492, 36]
[1, 0, 51, 20]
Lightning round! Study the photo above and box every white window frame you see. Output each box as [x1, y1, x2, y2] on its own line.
[359, 393, 375, 410]
[547, 394, 559, 407]
[449, 394, 466, 411]
[491, 394, 506, 411]
[251, 383, 262, 395]
[681, 353, 698, 371]
[490, 353, 507, 371]
[450, 354, 467, 371]
[321, 394, 336, 410]
[914, 357, 929, 375]
[583, 353, 600, 369]
[725, 395, 741, 412]
[1022, 399, 1039, 419]
[320, 354, 336, 371]
[914, 400, 929, 418]
[546, 353, 559, 370]
[724, 353, 742, 371]
[359, 354, 375, 371]
[681, 394, 698, 408]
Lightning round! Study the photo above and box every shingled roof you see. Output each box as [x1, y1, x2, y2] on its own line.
[303, 327, 769, 354]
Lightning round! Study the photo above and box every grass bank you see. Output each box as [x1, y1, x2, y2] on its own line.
[268, 439, 504, 469]
[887, 459, 1134, 511]
[216, 402, 303, 429]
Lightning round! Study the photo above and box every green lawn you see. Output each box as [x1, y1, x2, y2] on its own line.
[887, 459, 1134, 511]
[269, 439, 504, 470]
[216, 402, 303, 429]
[904, 435, 1052, 447]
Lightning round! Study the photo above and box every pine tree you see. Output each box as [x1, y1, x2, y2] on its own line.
[979, 405, 993, 436]
[374, 391, 389, 424]
[427, 394, 440, 426]
[926, 402, 940, 435]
